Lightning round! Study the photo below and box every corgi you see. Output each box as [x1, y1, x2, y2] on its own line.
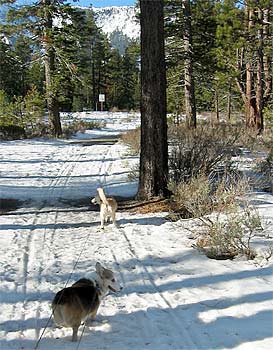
[52, 262, 122, 342]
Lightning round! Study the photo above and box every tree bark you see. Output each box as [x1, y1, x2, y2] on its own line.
[227, 85, 231, 121]
[137, 0, 169, 200]
[255, 8, 264, 132]
[183, 0, 196, 128]
[245, 6, 256, 129]
[215, 88, 219, 122]
[263, 8, 272, 104]
[243, 4, 266, 133]
[43, 0, 62, 137]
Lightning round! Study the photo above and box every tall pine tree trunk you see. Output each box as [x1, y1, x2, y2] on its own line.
[43, 0, 62, 137]
[137, 0, 169, 200]
[263, 9, 272, 102]
[245, 60, 256, 128]
[244, 4, 264, 133]
[227, 85, 231, 120]
[215, 88, 219, 122]
[183, 0, 196, 128]
[256, 8, 264, 132]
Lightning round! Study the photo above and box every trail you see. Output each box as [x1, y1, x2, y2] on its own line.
[0, 138, 202, 350]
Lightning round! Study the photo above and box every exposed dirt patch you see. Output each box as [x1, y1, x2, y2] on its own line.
[0, 198, 26, 214]
[69, 136, 120, 146]
[119, 198, 172, 213]
[118, 197, 193, 219]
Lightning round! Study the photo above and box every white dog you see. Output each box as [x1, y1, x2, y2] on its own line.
[91, 187, 118, 229]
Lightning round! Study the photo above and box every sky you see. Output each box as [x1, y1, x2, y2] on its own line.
[77, 0, 136, 7]
[17, 0, 136, 7]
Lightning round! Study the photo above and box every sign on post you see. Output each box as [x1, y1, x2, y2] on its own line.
[99, 94, 105, 111]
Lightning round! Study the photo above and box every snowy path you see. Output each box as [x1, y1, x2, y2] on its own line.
[1, 112, 273, 350]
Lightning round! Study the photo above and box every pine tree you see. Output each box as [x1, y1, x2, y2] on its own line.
[121, 42, 140, 110]
[0, 39, 20, 96]
[165, 0, 218, 117]
[106, 48, 124, 109]
[13, 35, 33, 96]
[67, 8, 99, 111]
[215, 0, 273, 132]
[0, 0, 88, 136]
[183, 0, 196, 128]
[138, 0, 169, 200]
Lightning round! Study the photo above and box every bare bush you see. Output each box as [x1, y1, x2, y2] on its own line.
[168, 124, 240, 184]
[258, 148, 273, 192]
[169, 173, 250, 218]
[169, 174, 212, 218]
[62, 120, 105, 138]
[0, 124, 26, 140]
[195, 206, 262, 260]
[120, 128, 140, 155]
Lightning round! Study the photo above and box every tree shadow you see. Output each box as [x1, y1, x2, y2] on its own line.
[1, 297, 272, 350]
[1, 238, 272, 349]
[0, 216, 166, 231]
[0, 221, 99, 231]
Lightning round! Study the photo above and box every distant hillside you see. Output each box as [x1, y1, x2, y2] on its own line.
[93, 6, 139, 40]
[109, 29, 132, 55]
[73, 5, 140, 53]
[1, 5, 140, 53]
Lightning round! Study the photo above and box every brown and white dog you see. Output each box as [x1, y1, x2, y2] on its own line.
[91, 187, 118, 229]
[52, 262, 122, 342]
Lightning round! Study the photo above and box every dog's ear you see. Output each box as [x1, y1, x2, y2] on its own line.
[96, 262, 104, 276]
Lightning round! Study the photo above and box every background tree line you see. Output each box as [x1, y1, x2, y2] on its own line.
[165, 0, 273, 134]
[139, 0, 272, 200]
[0, 0, 140, 136]
[0, 0, 272, 138]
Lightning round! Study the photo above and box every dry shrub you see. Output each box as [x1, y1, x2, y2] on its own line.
[258, 148, 273, 192]
[0, 124, 26, 140]
[121, 127, 140, 155]
[169, 173, 249, 219]
[110, 106, 120, 112]
[169, 122, 273, 184]
[168, 123, 239, 184]
[62, 120, 105, 138]
[28, 122, 52, 138]
[169, 174, 211, 218]
[227, 122, 273, 152]
[195, 206, 262, 260]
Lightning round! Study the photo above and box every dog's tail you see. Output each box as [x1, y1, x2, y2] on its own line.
[97, 187, 109, 205]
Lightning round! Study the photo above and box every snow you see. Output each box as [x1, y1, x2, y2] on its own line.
[0, 111, 273, 350]
[93, 6, 140, 39]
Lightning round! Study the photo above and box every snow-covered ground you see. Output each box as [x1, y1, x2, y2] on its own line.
[0, 112, 272, 350]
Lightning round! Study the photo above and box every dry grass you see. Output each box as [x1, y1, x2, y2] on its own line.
[168, 123, 239, 184]
[120, 128, 140, 155]
[194, 206, 262, 260]
[258, 148, 273, 192]
[169, 173, 250, 219]
[119, 198, 173, 214]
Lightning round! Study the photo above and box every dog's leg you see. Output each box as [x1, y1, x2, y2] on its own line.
[112, 211, 117, 227]
[72, 326, 79, 342]
[100, 211, 104, 230]
[90, 304, 100, 321]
